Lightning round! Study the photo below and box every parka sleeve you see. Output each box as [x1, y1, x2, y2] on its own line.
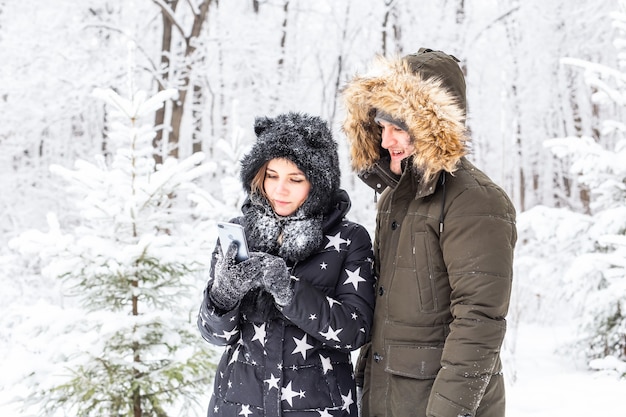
[427, 184, 517, 417]
[279, 223, 376, 352]
[196, 242, 242, 346]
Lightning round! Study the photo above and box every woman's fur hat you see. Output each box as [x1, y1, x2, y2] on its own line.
[342, 48, 469, 183]
[240, 112, 341, 216]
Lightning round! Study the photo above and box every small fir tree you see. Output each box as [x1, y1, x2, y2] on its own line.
[12, 86, 220, 416]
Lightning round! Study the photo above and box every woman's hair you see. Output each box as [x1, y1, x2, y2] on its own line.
[250, 160, 270, 199]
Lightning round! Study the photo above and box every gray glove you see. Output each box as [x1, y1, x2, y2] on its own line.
[258, 253, 293, 306]
[209, 241, 263, 311]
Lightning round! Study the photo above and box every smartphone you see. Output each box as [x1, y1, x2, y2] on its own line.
[217, 222, 250, 262]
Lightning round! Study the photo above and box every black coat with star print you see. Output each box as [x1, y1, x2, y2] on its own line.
[198, 191, 376, 417]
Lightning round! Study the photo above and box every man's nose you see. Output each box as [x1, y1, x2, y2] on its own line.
[381, 129, 395, 149]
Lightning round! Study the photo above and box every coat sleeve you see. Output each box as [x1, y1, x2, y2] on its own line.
[279, 223, 376, 352]
[196, 242, 242, 346]
[427, 184, 517, 417]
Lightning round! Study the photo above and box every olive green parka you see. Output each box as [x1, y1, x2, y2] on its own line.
[342, 49, 517, 417]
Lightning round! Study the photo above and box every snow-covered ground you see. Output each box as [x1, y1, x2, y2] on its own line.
[505, 322, 626, 417]
[2, 319, 624, 416]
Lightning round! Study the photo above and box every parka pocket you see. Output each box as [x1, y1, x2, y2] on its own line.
[389, 231, 439, 318]
[384, 344, 443, 380]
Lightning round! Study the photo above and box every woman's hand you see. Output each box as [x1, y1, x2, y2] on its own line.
[209, 242, 263, 310]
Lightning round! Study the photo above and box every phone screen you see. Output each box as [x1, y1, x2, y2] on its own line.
[217, 222, 250, 262]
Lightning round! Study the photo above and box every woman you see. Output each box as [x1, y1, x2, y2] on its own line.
[197, 112, 376, 417]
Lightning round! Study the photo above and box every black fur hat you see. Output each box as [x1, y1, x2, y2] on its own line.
[240, 112, 341, 217]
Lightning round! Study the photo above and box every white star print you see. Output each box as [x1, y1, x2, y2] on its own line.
[318, 408, 333, 417]
[281, 381, 305, 406]
[326, 296, 342, 308]
[292, 334, 314, 360]
[341, 389, 354, 411]
[351, 312, 358, 320]
[320, 262, 328, 269]
[239, 404, 252, 417]
[343, 267, 366, 290]
[319, 354, 334, 374]
[228, 345, 240, 365]
[264, 373, 280, 390]
[251, 323, 266, 346]
[309, 313, 318, 320]
[324, 231, 348, 252]
[319, 325, 343, 342]
[214, 326, 239, 340]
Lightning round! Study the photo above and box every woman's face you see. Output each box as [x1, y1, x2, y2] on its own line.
[263, 158, 311, 217]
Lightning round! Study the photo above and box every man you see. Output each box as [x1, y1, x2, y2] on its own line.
[341, 48, 517, 417]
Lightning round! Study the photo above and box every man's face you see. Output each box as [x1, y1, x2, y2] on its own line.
[378, 120, 414, 175]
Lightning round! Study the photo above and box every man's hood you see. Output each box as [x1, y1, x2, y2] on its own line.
[341, 50, 469, 184]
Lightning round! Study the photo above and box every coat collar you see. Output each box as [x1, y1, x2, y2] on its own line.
[358, 155, 442, 199]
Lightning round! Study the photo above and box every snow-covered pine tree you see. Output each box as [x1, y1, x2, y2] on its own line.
[546, 1, 626, 376]
[10, 85, 221, 416]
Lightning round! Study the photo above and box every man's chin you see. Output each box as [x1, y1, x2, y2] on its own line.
[390, 163, 402, 175]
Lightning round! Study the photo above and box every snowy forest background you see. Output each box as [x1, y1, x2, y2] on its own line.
[1, 0, 625, 416]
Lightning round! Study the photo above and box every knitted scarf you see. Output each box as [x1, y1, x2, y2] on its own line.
[243, 194, 324, 263]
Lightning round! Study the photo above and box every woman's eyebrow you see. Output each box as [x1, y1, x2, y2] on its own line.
[266, 168, 306, 177]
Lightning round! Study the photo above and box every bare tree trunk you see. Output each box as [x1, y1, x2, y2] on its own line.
[278, 1, 289, 69]
[152, 0, 212, 163]
[382, 7, 389, 55]
[192, 84, 204, 155]
[503, 15, 526, 211]
[326, 1, 352, 127]
[270, 0, 289, 113]
[152, 0, 178, 166]
[381, 1, 401, 55]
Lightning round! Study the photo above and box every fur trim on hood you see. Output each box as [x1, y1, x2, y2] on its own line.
[342, 49, 469, 184]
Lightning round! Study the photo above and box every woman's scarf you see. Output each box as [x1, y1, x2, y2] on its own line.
[243, 193, 324, 263]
